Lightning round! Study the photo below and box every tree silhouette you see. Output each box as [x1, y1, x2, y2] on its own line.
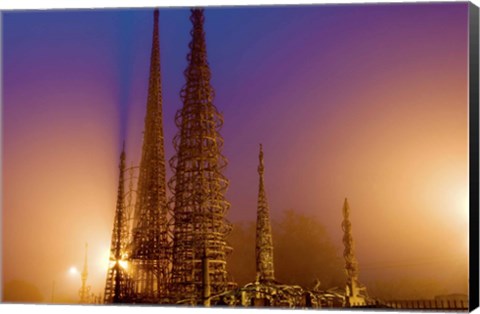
[227, 209, 344, 289]
[3, 280, 44, 303]
[226, 221, 256, 286]
[273, 209, 344, 289]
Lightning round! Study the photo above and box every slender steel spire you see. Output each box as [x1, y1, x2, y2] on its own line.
[104, 145, 132, 303]
[169, 8, 232, 304]
[79, 243, 90, 303]
[342, 198, 366, 307]
[129, 8, 170, 302]
[255, 144, 275, 282]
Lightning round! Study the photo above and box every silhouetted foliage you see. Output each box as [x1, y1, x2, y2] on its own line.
[273, 209, 344, 289]
[227, 221, 256, 286]
[227, 209, 344, 290]
[3, 280, 44, 303]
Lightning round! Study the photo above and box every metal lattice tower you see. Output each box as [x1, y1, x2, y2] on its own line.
[79, 243, 91, 303]
[104, 146, 132, 303]
[341, 198, 366, 307]
[255, 144, 275, 283]
[129, 8, 170, 302]
[168, 8, 232, 305]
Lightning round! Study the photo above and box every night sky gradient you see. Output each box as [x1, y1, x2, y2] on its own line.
[2, 3, 469, 302]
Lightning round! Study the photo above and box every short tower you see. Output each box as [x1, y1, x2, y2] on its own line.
[104, 146, 132, 303]
[79, 243, 91, 304]
[255, 144, 275, 282]
[342, 198, 366, 307]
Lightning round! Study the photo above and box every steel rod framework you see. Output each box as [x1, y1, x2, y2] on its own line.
[104, 147, 133, 303]
[79, 243, 91, 303]
[129, 8, 170, 302]
[168, 8, 232, 304]
[255, 144, 275, 283]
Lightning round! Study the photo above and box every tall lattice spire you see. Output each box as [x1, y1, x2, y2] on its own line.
[341, 198, 366, 307]
[104, 146, 132, 303]
[129, 8, 170, 302]
[168, 8, 232, 305]
[255, 144, 275, 283]
[79, 243, 90, 303]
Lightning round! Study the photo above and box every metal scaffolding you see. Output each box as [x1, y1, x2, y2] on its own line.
[129, 8, 170, 302]
[100, 8, 376, 309]
[255, 144, 275, 283]
[168, 8, 233, 305]
[104, 147, 133, 303]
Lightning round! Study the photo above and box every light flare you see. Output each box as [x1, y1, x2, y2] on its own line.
[100, 248, 111, 272]
[118, 260, 129, 270]
[68, 266, 79, 276]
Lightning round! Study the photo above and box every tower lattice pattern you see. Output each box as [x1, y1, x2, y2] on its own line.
[129, 9, 170, 302]
[104, 147, 133, 303]
[341, 198, 365, 306]
[255, 144, 275, 283]
[79, 243, 91, 303]
[168, 8, 232, 304]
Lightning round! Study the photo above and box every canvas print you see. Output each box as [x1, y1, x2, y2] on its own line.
[1, 2, 477, 310]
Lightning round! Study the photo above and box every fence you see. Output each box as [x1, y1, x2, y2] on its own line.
[383, 299, 468, 311]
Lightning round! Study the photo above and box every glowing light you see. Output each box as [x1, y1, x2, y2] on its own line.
[450, 180, 469, 227]
[100, 249, 111, 272]
[460, 191, 468, 220]
[119, 260, 128, 270]
[69, 266, 78, 275]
